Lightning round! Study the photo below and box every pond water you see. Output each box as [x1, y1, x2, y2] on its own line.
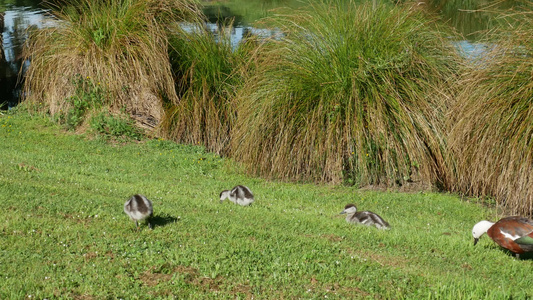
[0, 0, 529, 109]
[0, 0, 46, 109]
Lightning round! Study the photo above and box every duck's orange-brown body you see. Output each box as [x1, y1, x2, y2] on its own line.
[487, 216, 533, 256]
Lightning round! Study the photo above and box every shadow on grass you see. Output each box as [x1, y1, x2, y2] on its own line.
[501, 248, 533, 260]
[151, 213, 179, 229]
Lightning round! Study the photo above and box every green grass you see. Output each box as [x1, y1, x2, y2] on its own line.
[2, 111, 533, 298]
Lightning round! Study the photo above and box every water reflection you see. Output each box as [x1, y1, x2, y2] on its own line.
[201, 0, 304, 27]
[201, 0, 531, 60]
[202, 22, 280, 50]
[1, 1, 49, 109]
[202, 4, 244, 26]
[426, 0, 533, 40]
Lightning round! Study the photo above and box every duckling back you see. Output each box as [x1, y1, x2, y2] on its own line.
[351, 211, 390, 229]
[124, 194, 153, 229]
[220, 185, 254, 206]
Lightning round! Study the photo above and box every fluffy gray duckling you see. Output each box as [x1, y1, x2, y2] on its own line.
[124, 194, 153, 229]
[220, 185, 254, 206]
[340, 203, 390, 229]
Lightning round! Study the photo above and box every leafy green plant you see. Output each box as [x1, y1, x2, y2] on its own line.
[60, 74, 106, 129]
[89, 111, 143, 140]
[230, 0, 462, 187]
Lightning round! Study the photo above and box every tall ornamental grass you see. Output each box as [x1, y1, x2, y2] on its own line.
[22, 0, 200, 130]
[162, 26, 257, 153]
[448, 11, 533, 216]
[230, 0, 461, 186]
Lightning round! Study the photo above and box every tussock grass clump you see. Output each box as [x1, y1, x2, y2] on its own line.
[230, 0, 461, 186]
[162, 26, 257, 153]
[23, 0, 200, 130]
[448, 12, 533, 216]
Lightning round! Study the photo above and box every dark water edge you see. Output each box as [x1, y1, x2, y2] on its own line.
[1, 0, 47, 110]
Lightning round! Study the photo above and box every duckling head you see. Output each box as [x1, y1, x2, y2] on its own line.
[220, 190, 230, 203]
[340, 203, 357, 215]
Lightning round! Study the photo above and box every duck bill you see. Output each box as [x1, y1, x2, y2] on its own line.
[339, 211, 346, 215]
[473, 238, 479, 246]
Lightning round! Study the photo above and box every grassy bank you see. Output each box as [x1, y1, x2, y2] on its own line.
[1, 111, 532, 299]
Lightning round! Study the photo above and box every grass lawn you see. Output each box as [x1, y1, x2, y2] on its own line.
[1, 111, 532, 299]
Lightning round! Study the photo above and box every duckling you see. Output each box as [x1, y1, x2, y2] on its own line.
[124, 194, 153, 229]
[340, 203, 390, 229]
[220, 185, 254, 206]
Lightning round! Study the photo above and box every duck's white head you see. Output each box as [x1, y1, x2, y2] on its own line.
[340, 204, 357, 215]
[472, 220, 494, 245]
